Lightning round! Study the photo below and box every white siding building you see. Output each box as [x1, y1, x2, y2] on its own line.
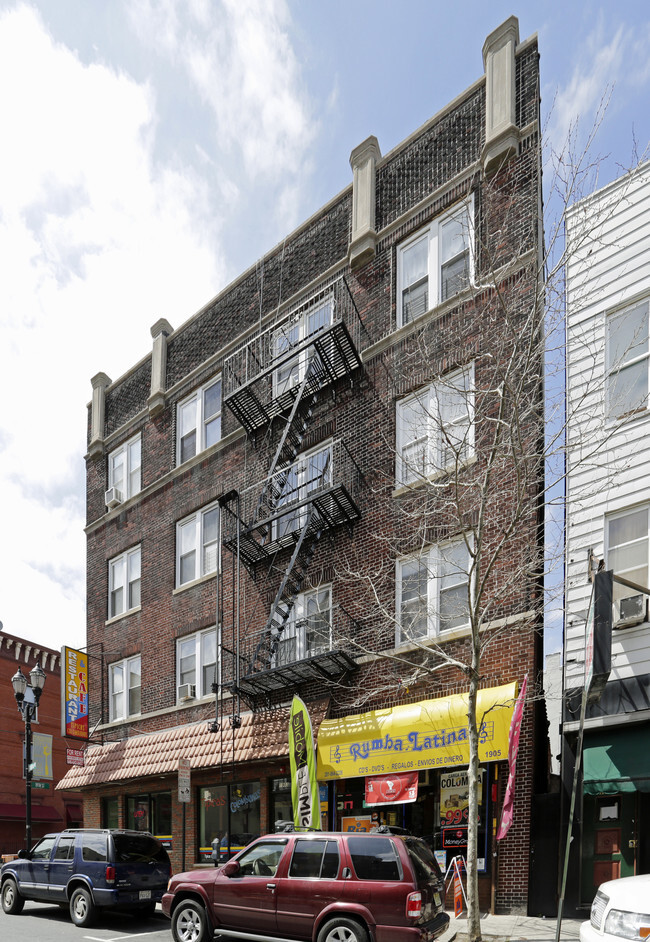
[564, 161, 650, 909]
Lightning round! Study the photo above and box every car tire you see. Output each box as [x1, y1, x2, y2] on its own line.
[317, 916, 368, 942]
[1, 878, 25, 915]
[171, 900, 209, 942]
[70, 886, 97, 928]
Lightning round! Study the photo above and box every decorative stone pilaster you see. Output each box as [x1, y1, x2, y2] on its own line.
[148, 318, 173, 417]
[348, 135, 381, 270]
[88, 372, 111, 460]
[482, 16, 520, 176]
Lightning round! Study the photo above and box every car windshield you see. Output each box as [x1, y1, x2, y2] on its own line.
[113, 835, 170, 864]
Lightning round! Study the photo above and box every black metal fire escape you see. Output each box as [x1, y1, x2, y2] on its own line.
[221, 278, 365, 707]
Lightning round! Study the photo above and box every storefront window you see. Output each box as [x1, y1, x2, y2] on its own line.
[271, 776, 293, 829]
[126, 792, 171, 840]
[199, 781, 261, 863]
[102, 796, 119, 829]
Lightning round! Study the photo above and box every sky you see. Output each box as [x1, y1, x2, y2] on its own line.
[1, 0, 649, 658]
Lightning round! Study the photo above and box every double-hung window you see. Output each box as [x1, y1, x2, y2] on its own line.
[272, 295, 333, 397]
[396, 365, 474, 486]
[274, 586, 332, 666]
[606, 300, 649, 417]
[108, 546, 141, 619]
[273, 442, 332, 539]
[396, 538, 470, 644]
[177, 376, 222, 464]
[176, 503, 219, 586]
[109, 655, 141, 721]
[398, 202, 472, 327]
[606, 506, 649, 625]
[108, 434, 141, 502]
[176, 627, 217, 700]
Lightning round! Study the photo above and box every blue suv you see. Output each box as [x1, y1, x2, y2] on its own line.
[1, 828, 171, 928]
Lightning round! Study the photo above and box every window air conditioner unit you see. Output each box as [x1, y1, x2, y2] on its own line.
[105, 487, 124, 509]
[178, 683, 196, 701]
[615, 594, 647, 629]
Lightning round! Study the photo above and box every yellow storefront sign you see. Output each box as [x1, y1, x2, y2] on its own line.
[317, 682, 517, 780]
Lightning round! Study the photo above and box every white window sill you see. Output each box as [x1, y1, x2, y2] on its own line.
[173, 571, 217, 595]
[105, 605, 142, 626]
[393, 455, 477, 496]
[105, 711, 142, 727]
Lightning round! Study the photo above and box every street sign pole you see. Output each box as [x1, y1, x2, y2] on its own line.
[178, 758, 191, 873]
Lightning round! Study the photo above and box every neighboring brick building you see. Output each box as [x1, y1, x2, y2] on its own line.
[59, 17, 546, 912]
[1, 631, 83, 856]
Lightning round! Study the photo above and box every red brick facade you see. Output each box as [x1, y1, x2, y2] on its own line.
[68, 22, 545, 912]
[1, 633, 83, 856]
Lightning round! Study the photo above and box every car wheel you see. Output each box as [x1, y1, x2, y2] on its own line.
[317, 917, 368, 942]
[1, 878, 25, 915]
[172, 900, 209, 942]
[69, 886, 96, 928]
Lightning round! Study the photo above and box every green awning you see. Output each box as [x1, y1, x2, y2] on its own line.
[583, 727, 650, 795]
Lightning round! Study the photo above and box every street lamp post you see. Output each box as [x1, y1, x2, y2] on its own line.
[11, 663, 47, 849]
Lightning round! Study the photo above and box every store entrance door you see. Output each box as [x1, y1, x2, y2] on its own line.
[581, 793, 636, 903]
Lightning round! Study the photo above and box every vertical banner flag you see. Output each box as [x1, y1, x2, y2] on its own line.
[497, 674, 528, 840]
[61, 646, 89, 740]
[288, 695, 321, 830]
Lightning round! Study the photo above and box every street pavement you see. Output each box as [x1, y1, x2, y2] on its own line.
[441, 912, 583, 941]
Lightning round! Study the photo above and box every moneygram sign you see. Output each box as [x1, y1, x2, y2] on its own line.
[61, 646, 89, 740]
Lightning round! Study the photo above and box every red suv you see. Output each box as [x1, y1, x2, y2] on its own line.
[162, 829, 449, 942]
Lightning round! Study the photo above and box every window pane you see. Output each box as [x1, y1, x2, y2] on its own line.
[204, 381, 221, 420]
[202, 508, 219, 574]
[441, 211, 469, 264]
[441, 253, 469, 301]
[205, 415, 221, 449]
[110, 451, 125, 491]
[609, 361, 648, 415]
[180, 552, 196, 585]
[400, 557, 429, 639]
[609, 509, 648, 548]
[347, 836, 400, 880]
[402, 236, 428, 288]
[306, 299, 332, 336]
[608, 303, 649, 370]
[179, 639, 196, 686]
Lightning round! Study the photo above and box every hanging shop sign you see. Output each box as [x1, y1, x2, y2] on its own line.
[317, 682, 516, 781]
[365, 771, 418, 806]
[61, 646, 89, 741]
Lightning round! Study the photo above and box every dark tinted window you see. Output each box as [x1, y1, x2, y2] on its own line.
[347, 836, 401, 881]
[82, 834, 108, 862]
[322, 840, 340, 879]
[113, 834, 169, 864]
[53, 836, 75, 860]
[405, 838, 443, 883]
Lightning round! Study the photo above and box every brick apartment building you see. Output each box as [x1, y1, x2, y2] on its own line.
[1, 631, 83, 856]
[59, 17, 547, 913]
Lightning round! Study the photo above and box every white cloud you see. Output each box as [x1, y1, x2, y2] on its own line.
[128, 0, 315, 181]
[0, 3, 223, 649]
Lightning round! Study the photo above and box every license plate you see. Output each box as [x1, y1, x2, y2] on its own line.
[139, 890, 151, 900]
[434, 892, 441, 907]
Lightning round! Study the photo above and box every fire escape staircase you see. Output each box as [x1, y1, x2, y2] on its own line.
[222, 285, 365, 706]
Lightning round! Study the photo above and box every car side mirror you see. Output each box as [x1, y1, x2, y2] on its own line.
[17, 849, 29, 859]
[221, 861, 240, 877]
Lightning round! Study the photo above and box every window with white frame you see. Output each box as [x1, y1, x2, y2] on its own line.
[177, 376, 222, 464]
[606, 300, 649, 417]
[108, 546, 141, 619]
[108, 434, 141, 502]
[272, 295, 333, 397]
[176, 502, 219, 586]
[176, 627, 217, 700]
[606, 506, 649, 624]
[274, 586, 332, 666]
[396, 365, 474, 486]
[397, 202, 472, 327]
[396, 538, 470, 644]
[109, 655, 141, 721]
[273, 442, 332, 539]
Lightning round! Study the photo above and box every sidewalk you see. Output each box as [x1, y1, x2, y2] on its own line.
[441, 913, 583, 942]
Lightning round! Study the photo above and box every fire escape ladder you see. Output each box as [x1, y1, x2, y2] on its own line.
[253, 353, 326, 528]
[243, 504, 323, 678]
